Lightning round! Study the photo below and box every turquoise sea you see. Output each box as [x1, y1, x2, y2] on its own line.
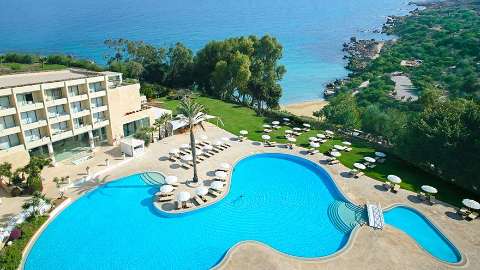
[0, 0, 414, 104]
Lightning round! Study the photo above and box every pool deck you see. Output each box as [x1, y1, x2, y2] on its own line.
[3, 122, 480, 269]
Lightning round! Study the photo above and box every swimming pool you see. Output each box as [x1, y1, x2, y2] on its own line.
[25, 153, 362, 269]
[384, 206, 462, 264]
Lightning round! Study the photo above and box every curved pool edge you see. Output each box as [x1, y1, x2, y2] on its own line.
[213, 225, 363, 270]
[22, 152, 364, 269]
[156, 152, 360, 217]
[383, 203, 467, 267]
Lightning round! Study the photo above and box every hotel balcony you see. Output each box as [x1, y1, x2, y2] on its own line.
[92, 119, 109, 129]
[0, 126, 21, 137]
[0, 144, 25, 155]
[45, 97, 68, 108]
[69, 94, 89, 103]
[89, 90, 106, 98]
[22, 119, 48, 131]
[25, 136, 51, 150]
[71, 109, 91, 119]
[73, 124, 92, 136]
[18, 102, 44, 113]
[51, 130, 74, 142]
[48, 114, 71, 124]
[0, 106, 17, 117]
[91, 105, 108, 114]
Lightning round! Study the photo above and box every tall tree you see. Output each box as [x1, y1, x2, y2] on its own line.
[176, 97, 206, 183]
[321, 93, 361, 129]
[154, 113, 172, 140]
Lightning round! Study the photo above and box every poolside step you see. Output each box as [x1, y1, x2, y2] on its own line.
[328, 201, 367, 234]
[140, 172, 165, 186]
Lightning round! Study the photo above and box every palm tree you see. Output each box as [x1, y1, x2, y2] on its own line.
[154, 112, 172, 140]
[177, 96, 206, 183]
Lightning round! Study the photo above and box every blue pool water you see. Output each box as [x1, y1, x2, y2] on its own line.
[384, 206, 462, 263]
[25, 154, 358, 270]
[0, 0, 415, 103]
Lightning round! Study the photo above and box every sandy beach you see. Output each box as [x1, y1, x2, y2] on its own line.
[281, 99, 328, 117]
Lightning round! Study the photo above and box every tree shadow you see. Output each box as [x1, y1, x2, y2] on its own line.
[407, 194, 422, 204]
[158, 156, 170, 161]
[251, 141, 261, 146]
[169, 164, 181, 169]
[340, 172, 353, 178]
[445, 211, 464, 221]
[206, 171, 216, 177]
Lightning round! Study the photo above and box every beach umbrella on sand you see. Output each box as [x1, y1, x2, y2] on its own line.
[272, 121, 280, 125]
[462, 199, 480, 210]
[342, 141, 352, 146]
[287, 137, 296, 142]
[331, 151, 342, 157]
[303, 123, 311, 128]
[353, 163, 366, 170]
[177, 191, 191, 202]
[261, 135, 271, 141]
[211, 181, 224, 190]
[195, 186, 209, 196]
[325, 130, 334, 135]
[215, 170, 228, 180]
[169, 148, 180, 155]
[421, 185, 438, 194]
[375, 152, 387, 158]
[364, 157, 376, 163]
[316, 134, 326, 139]
[165, 176, 178, 185]
[180, 143, 190, 149]
[310, 142, 320, 148]
[160, 185, 174, 193]
[220, 163, 231, 171]
[240, 130, 248, 135]
[387, 175, 402, 184]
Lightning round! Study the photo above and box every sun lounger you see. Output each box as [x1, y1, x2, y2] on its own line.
[185, 201, 194, 209]
[417, 192, 427, 201]
[193, 196, 203, 206]
[458, 207, 470, 216]
[308, 149, 319, 155]
[158, 195, 174, 202]
[208, 189, 220, 197]
[181, 163, 190, 169]
[427, 195, 436, 205]
[329, 159, 340, 165]
[466, 212, 478, 221]
[391, 184, 400, 193]
[199, 195, 208, 202]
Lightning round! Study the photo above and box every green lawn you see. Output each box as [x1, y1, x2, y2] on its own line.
[0, 63, 66, 74]
[157, 96, 478, 207]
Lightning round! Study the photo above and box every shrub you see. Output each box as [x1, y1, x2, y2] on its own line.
[134, 129, 151, 147]
[0, 216, 48, 270]
[8, 229, 21, 241]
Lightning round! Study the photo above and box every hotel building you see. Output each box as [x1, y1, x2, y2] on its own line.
[0, 69, 159, 167]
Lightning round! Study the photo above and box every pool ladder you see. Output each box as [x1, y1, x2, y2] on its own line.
[327, 201, 368, 234]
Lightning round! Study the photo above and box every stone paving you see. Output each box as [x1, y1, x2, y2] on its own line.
[1, 122, 479, 269]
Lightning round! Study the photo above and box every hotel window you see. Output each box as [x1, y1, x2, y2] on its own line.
[0, 134, 20, 150]
[89, 82, 103, 92]
[21, 110, 38, 124]
[0, 115, 16, 130]
[68, 85, 80, 96]
[45, 88, 63, 101]
[73, 117, 86, 128]
[93, 112, 106, 123]
[91, 97, 104, 108]
[0, 96, 11, 108]
[16, 93, 34, 105]
[24, 128, 41, 142]
[51, 121, 68, 135]
[48, 105, 66, 118]
[71, 101, 83, 113]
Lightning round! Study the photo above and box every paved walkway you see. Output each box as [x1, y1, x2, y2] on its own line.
[391, 74, 419, 101]
[2, 123, 479, 269]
